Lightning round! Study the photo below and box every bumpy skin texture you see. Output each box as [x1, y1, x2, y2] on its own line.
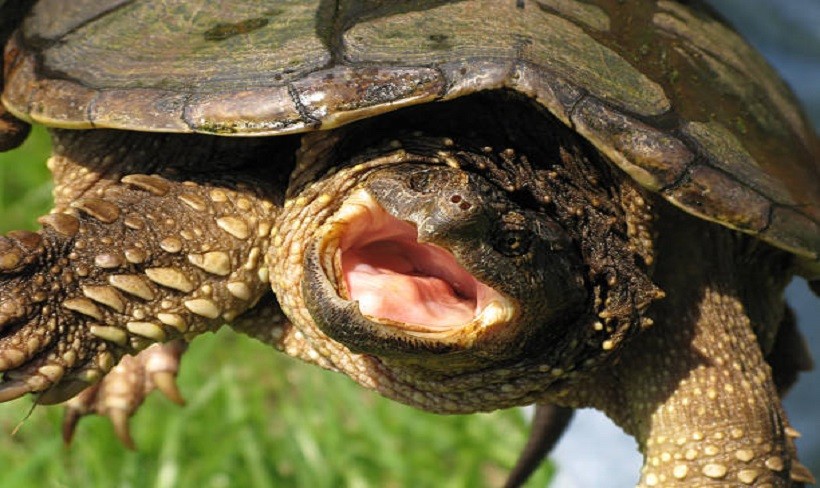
[0, 129, 288, 429]
[574, 204, 812, 486]
[0, 93, 815, 488]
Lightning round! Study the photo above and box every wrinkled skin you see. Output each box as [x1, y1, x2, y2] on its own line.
[0, 92, 815, 487]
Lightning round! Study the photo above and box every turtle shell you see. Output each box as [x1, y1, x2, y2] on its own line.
[2, 0, 818, 270]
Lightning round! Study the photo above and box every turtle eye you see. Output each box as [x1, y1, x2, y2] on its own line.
[493, 228, 531, 257]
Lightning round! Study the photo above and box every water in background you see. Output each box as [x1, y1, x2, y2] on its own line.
[551, 1, 820, 485]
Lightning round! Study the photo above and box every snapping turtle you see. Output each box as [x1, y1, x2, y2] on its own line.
[1, 0, 818, 486]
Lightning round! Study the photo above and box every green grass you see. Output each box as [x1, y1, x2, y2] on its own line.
[0, 126, 554, 487]
[0, 125, 53, 230]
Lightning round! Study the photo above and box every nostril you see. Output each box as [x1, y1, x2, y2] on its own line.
[450, 194, 472, 210]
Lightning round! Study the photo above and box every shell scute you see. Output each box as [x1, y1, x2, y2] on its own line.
[664, 165, 771, 235]
[571, 97, 693, 191]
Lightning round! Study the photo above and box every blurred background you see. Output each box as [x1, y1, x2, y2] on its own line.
[0, 1, 817, 487]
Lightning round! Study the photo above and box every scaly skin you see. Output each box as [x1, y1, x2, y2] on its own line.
[0, 129, 284, 428]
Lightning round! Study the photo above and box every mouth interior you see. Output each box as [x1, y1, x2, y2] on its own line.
[336, 193, 501, 329]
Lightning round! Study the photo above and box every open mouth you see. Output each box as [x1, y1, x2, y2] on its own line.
[317, 189, 516, 335]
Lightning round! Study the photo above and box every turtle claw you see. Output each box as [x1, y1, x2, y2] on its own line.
[109, 408, 136, 450]
[59, 341, 186, 448]
[62, 384, 98, 445]
[0, 380, 32, 403]
[792, 460, 816, 484]
[151, 371, 185, 406]
[142, 338, 186, 403]
[62, 408, 82, 445]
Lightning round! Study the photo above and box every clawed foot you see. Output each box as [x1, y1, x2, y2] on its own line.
[0, 226, 113, 405]
[0, 129, 278, 415]
[62, 340, 187, 449]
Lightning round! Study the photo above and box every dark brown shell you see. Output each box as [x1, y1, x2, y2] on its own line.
[2, 0, 818, 269]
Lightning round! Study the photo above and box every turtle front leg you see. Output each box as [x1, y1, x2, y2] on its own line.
[575, 207, 814, 487]
[0, 129, 280, 409]
[616, 290, 812, 487]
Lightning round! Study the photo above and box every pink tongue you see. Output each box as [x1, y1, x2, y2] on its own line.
[343, 241, 478, 327]
[340, 215, 483, 328]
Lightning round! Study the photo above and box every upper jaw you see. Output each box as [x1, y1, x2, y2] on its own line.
[303, 187, 519, 353]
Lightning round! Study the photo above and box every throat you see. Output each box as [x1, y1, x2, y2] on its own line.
[342, 241, 478, 327]
[337, 206, 495, 328]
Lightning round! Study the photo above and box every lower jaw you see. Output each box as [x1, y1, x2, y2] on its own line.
[303, 238, 520, 358]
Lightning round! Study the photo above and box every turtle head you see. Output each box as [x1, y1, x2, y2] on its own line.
[269, 132, 612, 410]
[269, 96, 660, 411]
[301, 162, 586, 367]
